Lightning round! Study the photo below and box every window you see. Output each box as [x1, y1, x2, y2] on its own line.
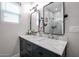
[1, 2, 21, 23]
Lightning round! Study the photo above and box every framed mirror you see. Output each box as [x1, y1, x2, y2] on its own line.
[30, 10, 40, 32]
[43, 2, 64, 35]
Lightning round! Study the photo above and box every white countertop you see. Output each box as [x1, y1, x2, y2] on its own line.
[19, 35, 67, 56]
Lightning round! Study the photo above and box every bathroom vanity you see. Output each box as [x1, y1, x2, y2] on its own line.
[19, 2, 67, 57]
[19, 35, 67, 57]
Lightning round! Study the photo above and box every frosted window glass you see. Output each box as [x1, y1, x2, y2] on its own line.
[1, 3, 20, 14]
[1, 2, 6, 10]
[1, 2, 20, 23]
[4, 12, 19, 23]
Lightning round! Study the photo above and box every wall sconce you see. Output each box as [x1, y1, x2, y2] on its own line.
[64, 14, 68, 18]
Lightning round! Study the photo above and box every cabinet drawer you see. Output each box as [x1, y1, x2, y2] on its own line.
[39, 47, 60, 57]
[33, 47, 46, 57]
[21, 38, 32, 50]
[20, 48, 32, 57]
[32, 44, 41, 57]
[24, 40, 32, 51]
[20, 38, 33, 57]
[32, 44, 60, 57]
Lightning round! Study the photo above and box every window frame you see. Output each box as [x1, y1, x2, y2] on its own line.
[1, 2, 21, 23]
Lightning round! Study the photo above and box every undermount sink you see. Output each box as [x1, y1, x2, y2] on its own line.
[21, 34, 58, 43]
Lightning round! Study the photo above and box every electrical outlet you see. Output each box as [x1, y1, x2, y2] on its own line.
[69, 26, 79, 32]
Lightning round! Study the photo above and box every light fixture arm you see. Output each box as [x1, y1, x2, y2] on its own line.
[30, 4, 38, 11]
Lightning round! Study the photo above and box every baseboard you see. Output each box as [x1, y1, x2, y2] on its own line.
[0, 54, 10, 57]
[12, 53, 20, 57]
[0, 53, 20, 57]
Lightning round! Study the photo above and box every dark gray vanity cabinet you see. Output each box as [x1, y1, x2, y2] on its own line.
[20, 38, 32, 57]
[19, 37, 60, 57]
[32, 44, 60, 57]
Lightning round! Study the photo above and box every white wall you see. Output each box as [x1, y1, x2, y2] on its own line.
[64, 2, 79, 57]
[0, 3, 30, 57]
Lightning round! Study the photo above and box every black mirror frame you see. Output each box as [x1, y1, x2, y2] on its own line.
[43, 2, 65, 35]
[30, 10, 40, 32]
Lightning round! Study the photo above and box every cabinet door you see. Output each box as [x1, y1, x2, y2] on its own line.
[20, 49, 31, 57]
[40, 48, 60, 57]
[32, 44, 60, 57]
[20, 37, 32, 57]
[32, 44, 42, 57]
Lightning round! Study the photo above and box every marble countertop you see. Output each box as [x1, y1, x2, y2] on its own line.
[19, 35, 67, 56]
